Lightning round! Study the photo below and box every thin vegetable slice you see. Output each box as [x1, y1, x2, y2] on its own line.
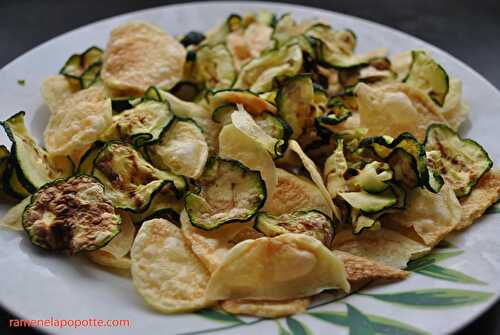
[195, 44, 237, 89]
[59, 46, 103, 89]
[209, 89, 277, 116]
[184, 157, 266, 230]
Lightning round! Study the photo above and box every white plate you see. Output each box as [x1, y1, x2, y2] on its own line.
[1, 2, 499, 335]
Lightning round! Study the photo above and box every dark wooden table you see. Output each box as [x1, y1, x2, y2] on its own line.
[1, 1, 499, 334]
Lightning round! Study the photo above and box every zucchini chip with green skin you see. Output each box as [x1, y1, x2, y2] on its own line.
[404, 50, 449, 106]
[113, 99, 174, 146]
[22, 175, 121, 254]
[147, 118, 208, 179]
[347, 161, 393, 193]
[339, 189, 397, 214]
[272, 13, 297, 47]
[234, 43, 303, 93]
[424, 123, 492, 197]
[276, 75, 315, 139]
[316, 96, 353, 130]
[0, 145, 10, 180]
[130, 188, 184, 224]
[255, 210, 334, 247]
[255, 112, 292, 142]
[1, 112, 72, 193]
[59, 46, 103, 89]
[169, 81, 201, 101]
[195, 44, 236, 89]
[360, 132, 444, 193]
[92, 142, 186, 212]
[185, 157, 266, 230]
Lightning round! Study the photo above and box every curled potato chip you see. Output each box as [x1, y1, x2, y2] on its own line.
[221, 298, 310, 318]
[0, 196, 31, 231]
[456, 170, 500, 230]
[384, 184, 462, 246]
[205, 233, 350, 301]
[356, 82, 447, 141]
[210, 90, 277, 115]
[219, 124, 277, 198]
[441, 79, 469, 130]
[44, 86, 112, 155]
[41, 75, 78, 114]
[131, 218, 213, 313]
[87, 250, 131, 270]
[333, 227, 430, 269]
[101, 212, 135, 258]
[264, 168, 332, 218]
[102, 22, 186, 93]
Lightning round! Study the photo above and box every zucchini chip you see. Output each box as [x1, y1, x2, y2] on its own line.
[147, 119, 208, 179]
[101, 211, 135, 258]
[404, 51, 449, 106]
[255, 210, 334, 247]
[424, 124, 492, 197]
[276, 75, 315, 139]
[102, 22, 186, 93]
[130, 188, 183, 224]
[2, 112, 72, 193]
[91, 142, 186, 212]
[131, 219, 213, 313]
[22, 175, 121, 254]
[316, 96, 353, 129]
[195, 44, 237, 89]
[0, 196, 31, 231]
[347, 161, 393, 193]
[111, 98, 174, 146]
[205, 233, 350, 301]
[234, 43, 303, 93]
[339, 189, 397, 213]
[185, 157, 266, 230]
[209, 89, 277, 116]
[59, 46, 103, 89]
[231, 104, 286, 158]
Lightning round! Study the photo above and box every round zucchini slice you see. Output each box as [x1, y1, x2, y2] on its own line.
[185, 156, 266, 230]
[195, 44, 236, 89]
[22, 175, 121, 254]
[255, 210, 334, 247]
[424, 123, 492, 197]
[91, 142, 186, 212]
[404, 51, 449, 106]
[59, 46, 103, 89]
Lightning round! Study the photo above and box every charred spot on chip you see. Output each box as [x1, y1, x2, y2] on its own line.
[180, 31, 206, 47]
[22, 175, 121, 254]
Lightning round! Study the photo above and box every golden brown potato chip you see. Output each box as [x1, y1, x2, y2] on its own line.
[221, 298, 310, 318]
[333, 228, 430, 269]
[263, 168, 332, 218]
[102, 21, 186, 93]
[335, 250, 409, 283]
[356, 82, 447, 141]
[205, 233, 350, 301]
[384, 184, 462, 246]
[456, 170, 500, 230]
[131, 218, 213, 313]
[41, 75, 78, 114]
[87, 250, 131, 270]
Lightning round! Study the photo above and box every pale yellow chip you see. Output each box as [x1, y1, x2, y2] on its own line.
[389, 51, 412, 81]
[87, 250, 131, 270]
[211, 90, 277, 115]
[205, 233, 350, 301]
[41, 75, 78, 114]
[227, 22, 273, 70]
[180, 210, 255, 273]
[44, 86, 112, 155]
[101, 211, 135, 258]
[289, 140, 342, 221]
[456, 170, 500, 230]
[131, 218, 213, 313]
[333, 228, 430, 269]
[263, 168, 332, 218]
[356, 82, 447, 141]
[102, 21, 186, 93]
[0, 196, 31, 231]
[219, 124, 277, 197]
[384, 184, 462, 247]
[441, 79, 469, 130]
[221, 298, 310, 318]
[335, 250, 409, 284]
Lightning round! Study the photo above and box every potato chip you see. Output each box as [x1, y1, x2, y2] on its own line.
[131, 218, 213, 313]
[456, 170, 500, 230]
[227, 22, 273, 70]
[219, 124, 277, 197]
[102, 21, 186, 93]
[101, 211, 135, 258]
[44, 86, 112, 155]
[221, 298, 310, 318]
[87, 250, 131, 270]
[356, 82, 447, 141]
[335, 250, 409, 284]
[0, 196, 31, 231]
[289, 140, 342, 220]
[441, 79, 469, 130]
[205, 233, 350, 301]
[180, 210, 254, 273]
[333, 228, 430, 269]
[384, 184, 462, 246]
[41, 75, 78, 114]
[263, 168, 332, 218]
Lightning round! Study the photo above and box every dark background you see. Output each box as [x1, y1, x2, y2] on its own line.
[0, 0, 499, 334]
